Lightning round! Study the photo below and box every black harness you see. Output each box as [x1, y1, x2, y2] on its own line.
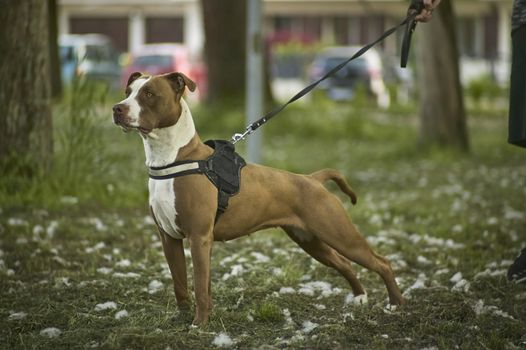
[148, 140, 246, 221]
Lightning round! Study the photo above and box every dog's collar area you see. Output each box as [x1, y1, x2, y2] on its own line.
[149, 160, 207, 180]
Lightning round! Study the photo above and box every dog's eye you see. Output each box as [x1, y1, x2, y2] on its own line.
[146, 91, 153, 98]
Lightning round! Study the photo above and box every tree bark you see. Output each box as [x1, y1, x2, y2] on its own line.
[48, 0, 63, 99]
[201, 0, 247, 106]
[415, 0, 469, 151]
[0, 0, 53, 173]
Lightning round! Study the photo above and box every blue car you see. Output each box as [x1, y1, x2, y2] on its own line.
[59, 34, 121, 89]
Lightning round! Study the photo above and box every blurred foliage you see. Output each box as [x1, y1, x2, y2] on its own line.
[465, 75, 508, 111]
[0, 80, 144, 209]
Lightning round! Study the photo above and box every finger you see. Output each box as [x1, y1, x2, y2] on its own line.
[423, 0, 433, 10]
[415, 10, 432, 22]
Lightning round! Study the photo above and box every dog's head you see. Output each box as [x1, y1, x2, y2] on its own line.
[112, 72, 196, 135]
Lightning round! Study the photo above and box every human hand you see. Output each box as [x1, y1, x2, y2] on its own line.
[415, 0, 442, 22]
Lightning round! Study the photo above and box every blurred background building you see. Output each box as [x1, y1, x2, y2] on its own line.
[58, 0, 513, 92]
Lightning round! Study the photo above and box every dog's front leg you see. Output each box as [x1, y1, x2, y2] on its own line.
[188, 232, 213, 326]
[160, 232, 190, 310]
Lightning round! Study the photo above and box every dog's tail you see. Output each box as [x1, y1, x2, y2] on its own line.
[310, 169, 357, 205]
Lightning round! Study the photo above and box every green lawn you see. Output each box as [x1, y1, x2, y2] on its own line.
[1, 93, 525, 349]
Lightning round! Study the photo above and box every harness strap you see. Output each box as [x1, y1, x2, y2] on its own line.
[148, 140, 246, 222]
[148, 160, 207, 180]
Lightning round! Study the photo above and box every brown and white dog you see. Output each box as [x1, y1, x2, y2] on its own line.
[112, 72, 404, 326]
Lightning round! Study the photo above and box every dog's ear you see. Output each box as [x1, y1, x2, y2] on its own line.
[165, 72, 196, 93]
[126, 72, 143, 88]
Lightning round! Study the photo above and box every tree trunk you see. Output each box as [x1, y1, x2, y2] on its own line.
[201, 0, 247, 106]
[415, 0, 469, 151]
[0, 0, 53, 173]
[48, 0, 63, 99]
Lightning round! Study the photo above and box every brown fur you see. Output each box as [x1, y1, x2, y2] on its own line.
[114, 72, 405, 326]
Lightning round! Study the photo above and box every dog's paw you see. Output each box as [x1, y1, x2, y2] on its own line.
[171, 309, 193, 325]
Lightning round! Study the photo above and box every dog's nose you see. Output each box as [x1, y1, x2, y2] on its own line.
[113, 104, 123, 115]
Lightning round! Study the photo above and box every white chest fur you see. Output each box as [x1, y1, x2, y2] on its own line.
[148, 178, 184, 239]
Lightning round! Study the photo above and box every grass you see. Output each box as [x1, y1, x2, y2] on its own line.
[1, 88, 525, 349]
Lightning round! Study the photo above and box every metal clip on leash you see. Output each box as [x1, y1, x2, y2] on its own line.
[231, 126, 253, 144]
[401, 0, 425, 68]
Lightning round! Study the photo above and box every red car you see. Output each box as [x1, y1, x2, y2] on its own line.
[121, 43, 207, 101]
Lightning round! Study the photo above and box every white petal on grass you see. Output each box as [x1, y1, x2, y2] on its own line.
[250, 252, 270, 263]
[474, 268, 506, 279]
[60, 196, 78, 205]
[93, 242, 106, 250]
[402, 273, 428, 298]
[8, 312, 27, 321]
[417, 255, 432, 265]
[279, 287, 296, 294]
[503, 206, 524, 220]
[345, 293, 368, 306]
[46, 221, 59, 238]
[282, 308, 293, 325]
[115, 310, 129, 320]
[301, 320, 318, 334]
[113, 272, 140, 278]
[299, 274, 312, 281]
[97, 267, 113, 275]
[56, 277, 71, 287]
[52, 256, 68, 266]
[222, 264, 245, 281]
[298, 281, 340, 298]
[272, 267, 283, 276]
[451, 279, 470, 293]
[452, 224, 463, 233]
[450, 272, 463, 283]
[298, 287, 315, 296]
[435, 268, 450, 275]
[40, 327, 61, 338]
[472, 299, 516, 321]
[115, 259, 131, 268]
[16, 237, 28, 244]
[7, 218, 28, 226]
[143, 215, 155, 226]
[94, 301, 117, 311]
[88, 218, 108, 232]
[487, 217, 498, 225]
[212, 333, 234, 348]
[148, 280, 164, 294]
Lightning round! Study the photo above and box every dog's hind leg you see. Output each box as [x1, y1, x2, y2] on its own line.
[283, 227, 366, 298]
[297, 187, 404, 305]
[313, 219, 404, 306]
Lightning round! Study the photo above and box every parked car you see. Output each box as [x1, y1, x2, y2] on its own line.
[308, 46, 390, 108]
[59, 34, 121, 89]
[121, 43, 207, 101]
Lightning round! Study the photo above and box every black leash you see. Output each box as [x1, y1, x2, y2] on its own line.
[401, 0, 425, 68]
[231, 0, 424, 144]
